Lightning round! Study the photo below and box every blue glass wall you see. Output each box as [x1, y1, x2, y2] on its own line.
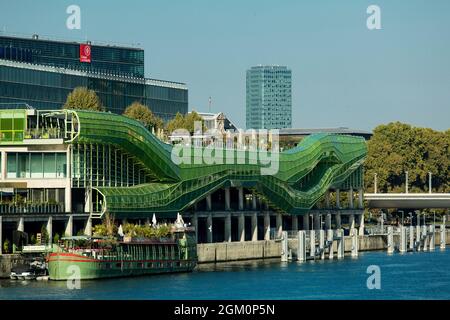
[0, 64, 188, 121]
[0, 35, 144, 78]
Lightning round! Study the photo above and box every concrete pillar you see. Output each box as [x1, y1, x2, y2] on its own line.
[302, 214, 310, 231]
[207, 214, 213, 243]
[422, 225, 428, 251]
[225, 213, 231, 242]
[206, 194, 212, 211]
[276, 213, 283, 238]
[1, 151, 6, 180]
[47, 216, 53, 245]
[351, 228, 358, 257]
[400, 226, 407, 253]
[281, 231, 288, 262]
[17, 217, 24, 232]
[310, 230, 316, 259]
[264, 212, 270, 240]
[313, 213, 320, 230]
[325, 213, 331, 230]
[387, 226, 394, 254]
[409, 226, 415, 251]
[84, 217, 92, 237]
[337, 229, 344, 259]
[297, 231, 306, 262]
[325, 191, 330, 208]
[416, 225, 421, 251]
[225, 188, 231, 211]
[319, 229, 325, 260]
[65, 145, 72, 213]
[192, 213, 198, 243]
[358, 214, 365, 236]
[252, 194, 257, 210]
[349, 189, 354, 209]
[238, 214, 245, 242]
[440, 225, 446, 250]
[336, 189, 340, 208]
[251, 213, 258, 241]
[327, 229, 334, 260]
[65, 215, 73, 237]
[291, 215, 298, 231]
[358, 188, 364, 209]
[238, 187, 244, 211]
[84, 187, 93, 214]
[0, 216, 2, 255]
[349, 214, 355, 230]
[429, 225, 435, 251]
[335, 212, 341, 229]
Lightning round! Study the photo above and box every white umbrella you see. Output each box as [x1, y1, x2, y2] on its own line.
[152, 213, 157, 226]
[118, 224, 124, 237]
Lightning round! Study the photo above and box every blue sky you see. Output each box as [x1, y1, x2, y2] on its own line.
[1, 0, 449, 131]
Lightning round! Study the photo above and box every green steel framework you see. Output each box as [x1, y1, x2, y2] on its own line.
[69, 110, 367, 218]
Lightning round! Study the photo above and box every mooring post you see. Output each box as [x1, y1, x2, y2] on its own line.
[387, 226, 394, 254]
[310, 230, 316, 259]
[400, 226, 407, 253]
[440, 224, 446, 250]
[429, 225, 435, 251]
[327, 229, 334, 260]
[416, 225, 421, 251]
[422, 225, 428, 251]
[319, 229, 325, 260]
[281, 231, 288, 262]
[409, 225, 415, 251]
[351, 228, 358, 257]
[297, 230, 306, 262]
[337, 229, 344, 259]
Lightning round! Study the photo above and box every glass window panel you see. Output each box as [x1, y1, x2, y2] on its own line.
[43, 153, 56, 178]
[6, 152, 17, 178]
[56, 153, 67, 178]
[31, 153, 43, 178]
[17, 153, 30, 178]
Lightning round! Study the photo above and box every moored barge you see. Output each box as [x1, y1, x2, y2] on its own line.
[48, 226, 197, 280]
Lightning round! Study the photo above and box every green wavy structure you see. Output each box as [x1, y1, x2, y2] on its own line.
[73, 111, 367, 217]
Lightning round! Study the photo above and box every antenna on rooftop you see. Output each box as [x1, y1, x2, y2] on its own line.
[208, 96, 212, 113]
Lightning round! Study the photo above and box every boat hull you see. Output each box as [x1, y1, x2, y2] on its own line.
[48, 253, 196, 280]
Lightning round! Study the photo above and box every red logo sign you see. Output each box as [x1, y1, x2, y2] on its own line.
[80, 44, 91, 63]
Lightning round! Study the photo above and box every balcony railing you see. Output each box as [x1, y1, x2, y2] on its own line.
[0, 203, 65, 214]
[24, 128, 64, 140]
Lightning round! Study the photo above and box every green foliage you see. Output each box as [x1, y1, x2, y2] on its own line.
[30, 234, 36, 245]
[123, 102, 164, 131]
[53, 233, 60, 243]
[92, 212, 117, 237]
[3, 239, 10, 253]
[63, 87, 105, 111]
[40, 225, 49, 244]
[165, 111, 204, 134]
[122, 223, 171, 238]
[364, 122, 449, 193]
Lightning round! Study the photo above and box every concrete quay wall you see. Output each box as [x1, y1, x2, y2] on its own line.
[197, 232, 450, 263]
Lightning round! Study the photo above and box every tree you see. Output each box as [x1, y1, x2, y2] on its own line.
[123, 102, 164, 131]
[165, 111, 204, 135]
[364, 122, 449, 194]
[63, 87, 104, 111]
[3, 239, 10, 254]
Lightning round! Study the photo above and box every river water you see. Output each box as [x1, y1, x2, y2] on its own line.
[1, 249, 449, 300]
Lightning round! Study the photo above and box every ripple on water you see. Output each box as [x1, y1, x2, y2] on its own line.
[1, 250, 450, 300]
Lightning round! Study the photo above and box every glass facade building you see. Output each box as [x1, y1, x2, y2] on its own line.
[0, 35, 188, 121]
[0, 35, 144, 77]
[246, 65, 292, 129]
